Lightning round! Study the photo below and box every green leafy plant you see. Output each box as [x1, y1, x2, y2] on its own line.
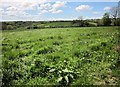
[49, 67, 79, 86]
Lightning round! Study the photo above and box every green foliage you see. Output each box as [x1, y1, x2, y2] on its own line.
[72, 20, 90, 27]
[112, 18, 120, 26]
[102, 13, 112, 26]
[36, 46, 55, 54]
[54, 68, 78, 86]
[7, 25, 13, 30]
[2, 27, 119, 86]
[88, 22, 97, 27]
[2, 22, 7, 30]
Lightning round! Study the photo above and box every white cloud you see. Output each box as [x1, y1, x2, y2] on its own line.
[92, 11, 100, 14]
[48, 0, 120, 2]
[0, 0, 65, 21]
[38, 3, 51, 14]
[41, 10, 48, 13]
[85, 16, 102, 19]
[75, 5, 92, 11]
[39, 3, 51, 10]
[0, 0, 49, 3]
[1, 1, 46, 19]
[52, 1, 66, 9]
[4, 5, 33, 17]
[0, 8, 4, 11]
[38, 1, 65, 14]
[104, 6, 111, 11]
[4, 10, 29, 16]
[39, 10, 48, 14]
[1, 1, 66, 19]
[0, 8, 4, 15]
[50, 9, 63, 14]
[21, 2, 37, 10]
[2, 10, 35, 21]
[1, 0, 119, 3]
[49, 1, 65, 14]
[0, 0, 49, 10]
[5, 11, 18, 16]
[6, 6, 18, 11]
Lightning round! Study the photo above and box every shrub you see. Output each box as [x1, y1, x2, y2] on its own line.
[112, 18, 120, 26]
[33, 25, 38, 29]
[49, 67, 79, 86]
[7, 25, 13, 30]
[27, 26, 31, 29]
[2, 22, 7, 30]
[13, 26, 17, 29]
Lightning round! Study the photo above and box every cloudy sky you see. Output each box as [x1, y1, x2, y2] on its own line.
[0, 0, 119, 21]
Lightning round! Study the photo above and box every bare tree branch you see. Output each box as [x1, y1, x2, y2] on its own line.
[110, 1, 120, 19]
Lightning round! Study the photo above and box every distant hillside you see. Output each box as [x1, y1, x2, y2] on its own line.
[1, 20, 98, 30]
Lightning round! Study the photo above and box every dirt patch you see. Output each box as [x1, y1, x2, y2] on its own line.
[114, 45, 120, 53]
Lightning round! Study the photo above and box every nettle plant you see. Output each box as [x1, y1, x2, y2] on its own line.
[49, 60, 79, 86]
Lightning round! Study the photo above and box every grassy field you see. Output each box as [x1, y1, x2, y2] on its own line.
[1, 27, 120, 86]
[33, 21, 73, 28]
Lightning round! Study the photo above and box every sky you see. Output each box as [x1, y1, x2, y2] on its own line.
[0, 0, 119, 21]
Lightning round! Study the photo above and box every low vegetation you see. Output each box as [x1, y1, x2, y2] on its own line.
[1, 27, 120, 86]
[1, 16, 120, 30]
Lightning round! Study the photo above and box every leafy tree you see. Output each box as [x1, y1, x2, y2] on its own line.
[1, 22, 7, 30]
[77, 16, 84, 27]
[102, 13, 111, 26]
[73, 16, 89, 27]
[96, 19, 103, 26]
[111, 18, 120, 26]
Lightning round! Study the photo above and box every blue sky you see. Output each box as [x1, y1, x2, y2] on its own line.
[0, 0, 119, 21]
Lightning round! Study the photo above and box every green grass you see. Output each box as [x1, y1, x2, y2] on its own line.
[1, 27, 120, 86]
[44, 22, 72, 27]
[32, 21, 98, 28]
[33, 21, 72, 28]
[88, 22, 98, 26]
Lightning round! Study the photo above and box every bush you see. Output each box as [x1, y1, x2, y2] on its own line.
[102, 13, 111, 26]
[97, 19, 103, 26]
[7, 25, 13, 30]
[13, 26, 17, 29]
[112, 18, 120, 26]
[2, 22, 7, 30]
[27, 26, 31, 29]
[33, 25, 38, 29]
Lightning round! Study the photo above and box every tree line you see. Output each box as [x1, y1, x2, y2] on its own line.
[1, 1, 120, 30]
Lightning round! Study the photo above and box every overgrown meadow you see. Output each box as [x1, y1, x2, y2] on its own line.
[1, 27, 120, 86]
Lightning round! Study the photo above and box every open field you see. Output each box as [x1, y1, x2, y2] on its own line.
[1, 27, 120, 86]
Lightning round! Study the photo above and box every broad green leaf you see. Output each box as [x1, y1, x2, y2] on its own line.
[57, 77, 63, 83]
[49, 69, 56, 72]
[65, 75, 69, 83]
[69, 74, 74, 79]
[62, 68, 73, 73]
